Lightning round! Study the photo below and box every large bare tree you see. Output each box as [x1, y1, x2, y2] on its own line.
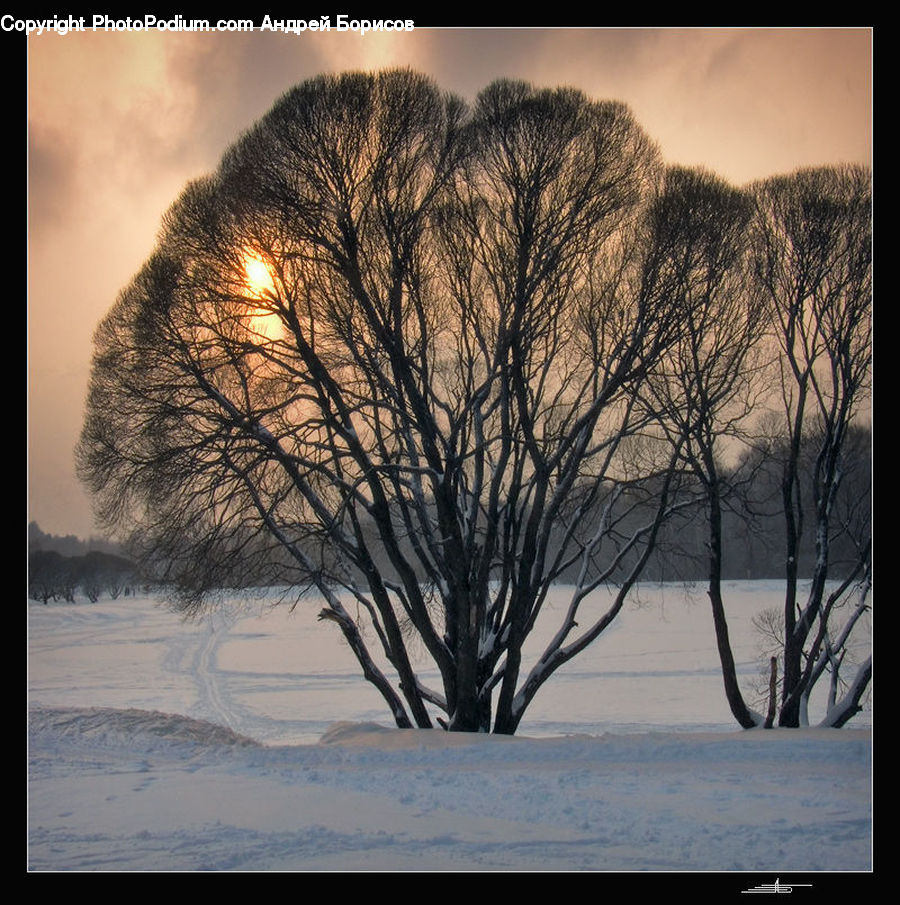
[638, 166, 768, 728]
[749, 165, 872, 728]
[78, 70, 693, 733]
[632, 163, 871, 731]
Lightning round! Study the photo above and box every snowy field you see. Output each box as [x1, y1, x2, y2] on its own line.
[27, 581, 872, 874]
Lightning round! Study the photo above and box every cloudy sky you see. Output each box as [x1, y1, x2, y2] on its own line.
[27, 26, 872, 540]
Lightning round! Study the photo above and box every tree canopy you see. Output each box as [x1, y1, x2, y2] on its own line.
[78, 70, 871, 733]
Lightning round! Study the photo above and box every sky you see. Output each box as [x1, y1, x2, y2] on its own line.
[26, 26, 872, 540]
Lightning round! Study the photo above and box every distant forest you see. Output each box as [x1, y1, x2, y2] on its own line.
[28, 522, 137, 604]
[638, 424, 871, 583]
[28, 417, 870, 605]
[28, 521, 125, 558]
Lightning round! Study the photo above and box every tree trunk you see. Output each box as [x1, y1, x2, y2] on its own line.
[706, 483, 759, 729]
[820, 657, 871, 729]
[764, 657, 778, 729]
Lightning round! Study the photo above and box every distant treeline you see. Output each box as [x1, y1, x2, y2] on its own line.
[28, 523, 139, 603]
[28, 521, 124, 558]
[588, 424, 871, 584]
[340, 424, 871, 588]
[28, 416, 869, 603]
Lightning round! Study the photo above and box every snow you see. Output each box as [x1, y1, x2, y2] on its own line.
[28, 582, 872, 872]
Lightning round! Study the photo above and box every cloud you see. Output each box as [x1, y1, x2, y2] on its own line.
[164, 34, 328, 166]
[28, 125, 78, 234]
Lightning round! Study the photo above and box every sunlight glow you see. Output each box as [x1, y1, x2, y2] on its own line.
[243, 252, 276, 299]
[242, 252, 281, 340]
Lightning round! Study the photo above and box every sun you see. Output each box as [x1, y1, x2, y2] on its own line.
[243, 252, 276, 299]
[241, 252, 281, 339]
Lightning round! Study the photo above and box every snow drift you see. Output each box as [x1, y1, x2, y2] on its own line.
[28, 587, 872, 871]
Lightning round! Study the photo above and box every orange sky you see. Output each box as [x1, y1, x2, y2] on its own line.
[26, 26, 872, 539]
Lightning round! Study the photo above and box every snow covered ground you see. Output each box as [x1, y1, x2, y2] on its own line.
[27, 582, 872, 873]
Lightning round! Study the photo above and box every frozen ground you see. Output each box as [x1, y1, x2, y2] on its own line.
[27, 581, 872, 873]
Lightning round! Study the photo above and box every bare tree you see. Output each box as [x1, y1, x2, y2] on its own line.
[78, 71, 692, 733]
[28, 550, 76, 604]
[638, 166, 769, 728]
[748, 165, 871, 727]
